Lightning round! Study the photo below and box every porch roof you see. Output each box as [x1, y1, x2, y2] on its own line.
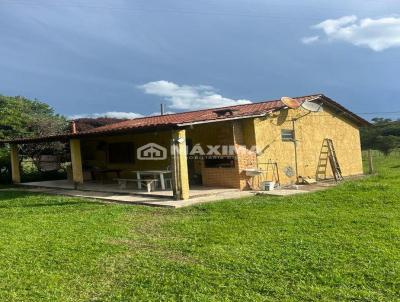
[0, 94, 370, 144]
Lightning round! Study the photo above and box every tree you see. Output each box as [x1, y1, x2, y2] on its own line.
[360, 118, 400, 152]
[0, 95, 68, 179]
[74, 117, 127, 132]
[374, 135, 400, 156]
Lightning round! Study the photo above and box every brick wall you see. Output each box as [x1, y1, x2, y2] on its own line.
[233, 121, 257, 190]
[201, 120, 258, 190]
[201, 167, 240, 188]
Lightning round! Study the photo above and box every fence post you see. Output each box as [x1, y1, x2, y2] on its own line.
[368, 149, 374, 174]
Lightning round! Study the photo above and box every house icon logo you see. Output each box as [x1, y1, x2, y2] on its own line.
[137, 143, 167, 160]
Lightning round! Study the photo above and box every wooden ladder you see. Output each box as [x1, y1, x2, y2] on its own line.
[326, 139, 343, 181]
[316, 139, 343, 181]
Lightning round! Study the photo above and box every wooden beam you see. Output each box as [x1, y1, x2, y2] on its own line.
[70, 139, 83, 184]
[10, 144, 21, 184]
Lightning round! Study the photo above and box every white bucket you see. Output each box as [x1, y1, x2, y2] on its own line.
[261, 181, 275, 191]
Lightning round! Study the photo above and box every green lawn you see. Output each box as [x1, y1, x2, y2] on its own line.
[0, 156, 399, 301]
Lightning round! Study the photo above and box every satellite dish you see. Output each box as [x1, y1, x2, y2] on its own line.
[281, 97, 301, 109]
[301, 101, 323, 112]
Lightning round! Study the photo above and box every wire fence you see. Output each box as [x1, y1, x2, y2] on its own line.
[361, 149, 399, 176]
[362, 149, 400, 159]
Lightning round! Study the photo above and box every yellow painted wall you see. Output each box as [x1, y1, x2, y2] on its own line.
[70, 139, 84, 183]
[254, 107, 364, 185]
[241, 118, 257, 147]
[187, 122, 234, 146]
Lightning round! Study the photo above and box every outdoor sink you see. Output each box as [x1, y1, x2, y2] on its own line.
[244, 168, 263, 177]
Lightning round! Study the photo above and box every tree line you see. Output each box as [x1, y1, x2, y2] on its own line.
[360, 118, 400, 155]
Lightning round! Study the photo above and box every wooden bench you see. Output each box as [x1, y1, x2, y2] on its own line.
[114, 178, 159, 192]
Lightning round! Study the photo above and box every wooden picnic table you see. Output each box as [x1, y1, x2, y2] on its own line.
[130, 170, 171, 190]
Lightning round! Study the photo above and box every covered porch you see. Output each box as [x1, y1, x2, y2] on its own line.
[7, 118, 258, 200]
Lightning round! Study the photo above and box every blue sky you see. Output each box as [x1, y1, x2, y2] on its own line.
[1, 0, 400, 120]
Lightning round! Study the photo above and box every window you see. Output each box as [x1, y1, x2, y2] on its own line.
[204, 157, 235, 168]
[281, 129, 295, 141]
[108, 142, 134, 163]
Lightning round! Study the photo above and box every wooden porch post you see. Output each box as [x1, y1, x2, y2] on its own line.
[10, 144, 21, 184]
[70, 139, 84, 184]
[171, 129, 190, 200]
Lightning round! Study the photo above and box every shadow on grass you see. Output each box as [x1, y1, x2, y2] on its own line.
[0, 190, 104, 208]
[0, 201, 102, 209]
[390, 165, 400, 169]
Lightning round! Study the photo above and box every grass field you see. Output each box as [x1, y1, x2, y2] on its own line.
[0, 155, 399, 301]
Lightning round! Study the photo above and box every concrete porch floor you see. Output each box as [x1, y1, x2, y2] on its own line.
[18, 179, 247, 205]
[8, 177, 349, 208]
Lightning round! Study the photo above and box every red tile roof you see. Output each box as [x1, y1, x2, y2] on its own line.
[1, 94, 369, 144]
[81, 95, 323, 136]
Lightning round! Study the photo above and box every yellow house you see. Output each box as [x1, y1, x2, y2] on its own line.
[3, 94, 369, 200]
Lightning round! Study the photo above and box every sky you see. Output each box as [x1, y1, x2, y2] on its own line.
[1, 0, 400, 120]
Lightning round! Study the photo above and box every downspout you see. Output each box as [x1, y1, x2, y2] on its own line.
[292, 118, 299, 182]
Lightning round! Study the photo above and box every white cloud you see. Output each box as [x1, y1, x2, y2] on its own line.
[70, 111, 144, 119]
[71, 81, 251, 120]
[301, 35, 319, 44]
[138, 80, 252, 110]
[315, 15, 358, 35]
[307, 15, 400, 51]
